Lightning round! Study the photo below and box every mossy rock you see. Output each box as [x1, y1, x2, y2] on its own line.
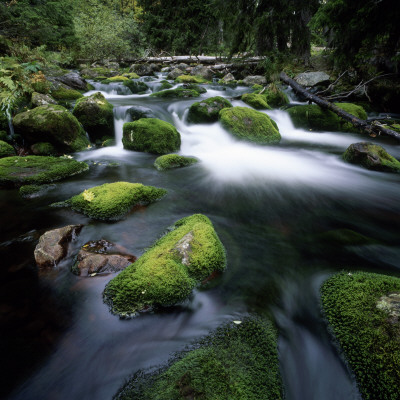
[104, 214, 226, 317]
[160, 80, 173, 90]
[262, 84, 289, 108]
[0, 140, 15, 158]
[30, 142, 57, 156]
[114, 317, 283, 399]
[154, 154, 198, 171]
[218, 79, 238, 87]
[123, 72, 140, 79]
[0, 156, 89, 187]
[123, 118, 181, 154]
[343, 142, 400, 172]
[126, 106, 156, 121]
[19, 184, 46, 198]
[321, 271, 400, 400]
[150, 88, 201, 98]
[101, 138, 115, 147]
[13, 105, 90, 152]
[183, 83, 207, 94]
[51, 87, 83, 100]
[123, 80, 148, 94]
[73, 92, 114, 142]
[66, 181, 167, 221]
[175, 75, 207, 84]
[101, 75, 129, 83]
[287, 103, 367, 132]
[219, 106, 281, 144]
[241, 93, 271, 110]
[188, 96, 233, 123]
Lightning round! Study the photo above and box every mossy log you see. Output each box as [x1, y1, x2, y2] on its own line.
[280, 72, 400, 142]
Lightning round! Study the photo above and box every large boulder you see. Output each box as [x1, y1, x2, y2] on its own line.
[129, 64, 156, 77]
[261, 84, 289, 108]
[219, 106, 281, 144]
[73, 92, 114, 142]
[243, 75, 267, 86]
[126, 106, 156, 121]
[220, 72, 236, 83]
[343, 142, 400, 172]
[72, 239, 136, 276]
[65, 181, 167, 221]
[241, 93, 271, 110]
[123, 118, 181, 154]
[13, 105, 90, 152]
[57, 72, 87, 91]
[295, 71, 330, 87]
[0, 140, 15, 158]
[190, 65, 214, 81]
[103, 214, 226, 317]
[123, 80, 148, 94]
[34, 225, 83, 268]
[167, 68, 184, 80]
[176, 75, 207, 84]
[154, 154, 198, 171]
[0, 156, 89, 187]
[31, 92, 57, 108]
[188, 96, 233, 123]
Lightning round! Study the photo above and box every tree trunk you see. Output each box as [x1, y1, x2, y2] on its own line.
[280, 72, 400, 141]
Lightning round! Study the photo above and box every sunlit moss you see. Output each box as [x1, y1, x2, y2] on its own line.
[241, 93, 271, 110]
[154, 154, 198, 170]
[150, 88, 201, 98]
[175, 75, 208, 84]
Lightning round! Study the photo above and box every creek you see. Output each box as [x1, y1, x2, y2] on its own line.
[2, 73, 400, 400]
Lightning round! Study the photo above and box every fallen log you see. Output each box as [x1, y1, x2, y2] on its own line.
[280, 72, 400, 142]
[123, 55, 266, 65]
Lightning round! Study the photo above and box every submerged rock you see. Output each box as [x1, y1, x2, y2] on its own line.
[103, 214, 226, 317]
[0, 140, 15, 158]
[0, 156, 89, 187]
[13, 105, 90, 152]
[295, 71, 330, 87]
[65, 181, 167, 221]
[73, 92, 114, 142]
[219, 106, 281, 144]
[72, 239, 136, 276]
[34, 224, 83, 268]
[123, 118, 181, 154]
[154, 154, 198, 171]
[343, 142, 400, 172]
[188, 96, 232, 123]
[113, 317, 283, 399]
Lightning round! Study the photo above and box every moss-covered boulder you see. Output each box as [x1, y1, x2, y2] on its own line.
[123, 80, 148, 94]
[31, 92, 58, 108]
[65, 182, 166, 221]
[219, 106, 281, 144]
[154, 154, 198, 171]
[126, 106, 156, 121]
[150, 88, 201, 98]
[321, 271, 400, 400]
[114, 317, 282, 399]
[73, 92, 114, 142]
[101, 75, 129, 83]
[0, 140, 15, 158]
[13, 105, 90, 152]
[51, 87, 83, 101]
[343, 142, 400, 172]
[188, 96, 232, 123]
[0, 156, 89, 187]
[160, 80, 173, 90]
[104, 214, 226, 317]
[263, 84, 289, 108]
[123, 118, 181, 154]
[241, 93, 271, 110]
[175, 75, 207, 84]
[287, 103, 367, 132]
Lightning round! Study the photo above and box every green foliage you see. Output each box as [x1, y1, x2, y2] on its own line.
[114, 317, 283, 400]
[103, 214, 226, 316]
[187, 96, 232, 123]
[123, 79, 148, 94]
[321, 271, 400, 400]
[154, 154, 198, 171]
[67, 181, 167, 221]
[19, 184, 43, 197]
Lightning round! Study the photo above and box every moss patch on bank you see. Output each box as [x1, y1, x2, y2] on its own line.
[114, 317, 283, 400]
[66, 181, 166, 221]
[321, 271, 400, 400]
[154, 154, 198, 170]
[104, 214, 226, 317]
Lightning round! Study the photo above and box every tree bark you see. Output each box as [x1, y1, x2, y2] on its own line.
[280, 72, 400, 142]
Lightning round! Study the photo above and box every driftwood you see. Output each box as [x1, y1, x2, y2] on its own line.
[123, 55, 265, 65]
[280, 72, 400, 142]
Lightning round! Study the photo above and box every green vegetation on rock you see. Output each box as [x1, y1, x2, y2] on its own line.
[219, 106, 281, 144]
[123, 80, 148, 94]
[175, 75, 207, 84]
[101, 76, 129, 83]
[262, 84, 289, 108]
[321, 271, 400, 400]
[51, 87, 83, 100]
[0, 140, 15, 158]
[0, 156, 89, 187]
[19, 184, 42, 197]
[30, 142, 57, 156]
[104, 214, 226, 317]
[160, 80, 173, 90]
[123, 118, 181, 154]
[66, 181, 166, 221]
[241, 93, 271, 109]
[188, 96, 232, 123]
[150, 88, 201, 98]
[114, 317, 283, 400]
[154, 154, 198, 170]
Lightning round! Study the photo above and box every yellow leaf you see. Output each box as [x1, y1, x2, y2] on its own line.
[83, 190, 95, 202]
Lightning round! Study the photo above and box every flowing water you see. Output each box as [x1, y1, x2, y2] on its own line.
[2, 74, 400, 400]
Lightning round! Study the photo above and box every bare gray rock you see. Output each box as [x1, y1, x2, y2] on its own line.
[243, 75, 267, 86]
[294, 71, 330, 87]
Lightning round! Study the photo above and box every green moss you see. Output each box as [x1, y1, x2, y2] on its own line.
[104, 214, 226, 316]
[263, 84, 289, 108]
[0, 140, 15, 158]
[0, 130, 9, 141]
[241, 93, 271, 110]
[123, 80, 148, 94]
[175, 75, 207, 84]
[101, 75, 129, 83]
[30, 142, 57, 156]
[321, 271, 400, 400]
[101, 138, 115, 147]
[124, 72, 140, 79]
[123, 118, 181, 154]
[154, 154, 198, 170]
[19, 184, 42, 197]
[67, 181, 166, 221]
[150, 88, 201, 98]
[219, 106, 281, 144]
[114, 317, 283, 400]
[160, 80, 173, 90]
[0, 156, 89, 187]
[218, 79, 238, 87]
[73, 92, 114, 142]
[51, 87, 83, 100]
[188, 96, 233, 123]
[13, 104, 90, 152]
[343, 142, 400, 172]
